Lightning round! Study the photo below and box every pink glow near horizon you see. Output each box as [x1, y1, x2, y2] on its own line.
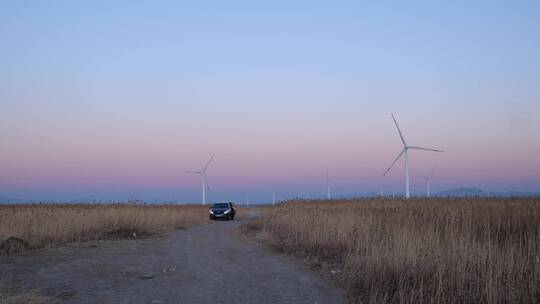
[2, 122, 539, 194]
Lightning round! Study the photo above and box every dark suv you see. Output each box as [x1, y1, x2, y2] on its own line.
[209, 202, 236, 221]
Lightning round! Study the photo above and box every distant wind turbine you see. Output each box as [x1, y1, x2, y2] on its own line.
[185, 154, 215, 205]
[421, 164, 438, 198]
[326, 170, 331, 200]
[383, 114, 444, 199]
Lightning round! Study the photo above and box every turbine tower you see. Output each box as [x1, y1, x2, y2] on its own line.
[383, 114, 443, 199]
[185, 154, 215, 205]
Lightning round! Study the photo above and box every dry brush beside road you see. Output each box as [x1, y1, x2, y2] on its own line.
[242, 198, 540, 304]
[0, 204, 209, 255]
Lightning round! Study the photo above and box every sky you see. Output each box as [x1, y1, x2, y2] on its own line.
[1, 1, 539, 203]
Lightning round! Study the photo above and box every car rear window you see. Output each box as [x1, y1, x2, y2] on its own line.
[212, 203, 229, 208]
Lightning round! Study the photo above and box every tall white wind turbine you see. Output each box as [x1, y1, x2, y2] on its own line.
[383, 114, 443, 199]
[185, 154, 215, 205]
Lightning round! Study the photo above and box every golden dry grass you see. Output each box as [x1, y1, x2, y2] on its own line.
[0, 287, 58, 304]
[0, 204, 210, 254]
[242, 198, 540, 304]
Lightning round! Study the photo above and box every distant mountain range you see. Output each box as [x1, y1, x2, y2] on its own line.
[434, 187, 540, 198]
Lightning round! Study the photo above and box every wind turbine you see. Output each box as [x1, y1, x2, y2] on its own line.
[421, 164, 438, 198]
[383, 114, 443, 199]
[185, 154, 215, 205]
[326, 170, 331, 200]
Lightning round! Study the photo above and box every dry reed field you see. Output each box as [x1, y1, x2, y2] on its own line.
[0, 286, 58, 304]
[0, 204, 210, 255]
[242, 198, 540, 304]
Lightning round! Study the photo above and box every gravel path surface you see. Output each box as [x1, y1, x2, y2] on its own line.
[1, 216, 346, 304]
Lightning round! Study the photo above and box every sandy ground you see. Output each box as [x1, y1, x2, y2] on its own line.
[0, 216, 346, 304]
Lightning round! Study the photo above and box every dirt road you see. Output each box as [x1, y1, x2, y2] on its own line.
[1, 216, 346, 304]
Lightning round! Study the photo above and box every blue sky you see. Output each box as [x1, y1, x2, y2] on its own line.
[1, 1, 539, 202]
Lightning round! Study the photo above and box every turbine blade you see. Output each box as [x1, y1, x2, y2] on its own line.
[383, 149, 406, 176]
[203, 153, 215, 173]
[391, 113, 407, 146]
[185, 171, 202, 174]
[407, 146, 444, 152]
